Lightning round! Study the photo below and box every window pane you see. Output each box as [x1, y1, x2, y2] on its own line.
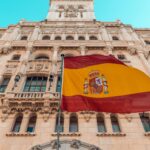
[141, 116, 150, 132]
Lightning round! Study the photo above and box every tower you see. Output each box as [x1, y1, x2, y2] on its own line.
[47, 0, 95, 21]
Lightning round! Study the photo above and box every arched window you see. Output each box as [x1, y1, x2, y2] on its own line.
[35, 55, 49, 60]
[66, 36, 74, 40]
[12, 114, 23, 132]
[112, 36, 119, 41]
[26, 114, 37, 133]
[55, 36, 61, 40]
[21, 36, 28, 40]
[140, 113, 150, 132]
[89, 36, 98, 40]
[23, 76, 48, 92]
[111, 114, 121, 133]
[145, 40, 150, 45]
[42, 35, 50, 40]
[97, 114, 106, 133]
[69, 113, 78, 132]
[117, 54, 126, 60]
[55, 114, 64, 132]
[12, 54, 21, 61]
[78, 36, 85, 40]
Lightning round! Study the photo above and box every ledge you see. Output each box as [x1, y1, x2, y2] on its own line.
[96, 132, 126, 137]
[6, 132, 36, 137]
[144, 132, 150, 136]
[51, 132, 81, 137]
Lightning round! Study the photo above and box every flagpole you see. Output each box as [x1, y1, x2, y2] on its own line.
[56, 54, 64, 150]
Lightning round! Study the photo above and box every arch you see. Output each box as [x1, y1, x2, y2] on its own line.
[35, 55, 49, 60]
[55, 36, 61, 40]
[26, 113, 37, 133]
[97, 113, 106, 133]
[23, 76, 48, 92]
[140, 113, 150, 132]
[66, 35, 74, 40]
[21, 36, 28, 40]
[89, 36, 98, 40]
[78, 36, 85, 40]
[69, 113, 78, 132]
[42, 35, 50, 40]
[110, 114, 121, 133]
[112, 36, 119, 41]
[31, 140, 101, 150]
[12, 113, 23, 132]
[55, 113, 64, 132]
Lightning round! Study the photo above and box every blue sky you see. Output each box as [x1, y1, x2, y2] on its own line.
[0, 0, 150, 28]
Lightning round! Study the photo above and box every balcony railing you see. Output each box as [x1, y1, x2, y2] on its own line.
[14, 92, 45, 99]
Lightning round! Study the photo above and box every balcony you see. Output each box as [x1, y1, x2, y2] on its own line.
[11, 40, 28, 47]
[4, 60, 20, 75]
[26, 60, 51, 75]
[33, 40, 106, 48]
[111, 41, 128, 47]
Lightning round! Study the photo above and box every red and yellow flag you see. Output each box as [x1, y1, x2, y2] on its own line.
[61, 55, 150, 113]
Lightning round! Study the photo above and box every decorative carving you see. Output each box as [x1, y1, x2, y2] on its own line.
[71, 140, 81, 149]
[64, 6, 78, 18]
[0, 46, 11, 54]
[125, 114, 133, 122]
[81, 111, 95, 122]
[128, 46, 137, 55]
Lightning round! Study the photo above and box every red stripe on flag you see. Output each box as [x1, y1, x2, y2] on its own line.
[64, 55, 126, 69]
[61, 92, 150, 113]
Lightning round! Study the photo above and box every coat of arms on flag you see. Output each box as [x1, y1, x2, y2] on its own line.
[84, 70, 109, 95]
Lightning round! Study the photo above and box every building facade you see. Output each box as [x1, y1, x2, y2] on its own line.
[0, 0, 150, 149]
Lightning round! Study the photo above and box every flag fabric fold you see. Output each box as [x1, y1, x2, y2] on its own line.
[61, 55, 150, 113]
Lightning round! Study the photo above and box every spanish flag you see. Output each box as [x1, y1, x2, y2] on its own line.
[61, 55, 150, 113]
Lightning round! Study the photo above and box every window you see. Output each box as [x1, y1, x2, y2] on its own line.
[78, 36, 85, 40]
[21, 36, 28, 40]
[117, 54, 126, 60]
[55, 36, 61, 40]
[12, 114, 23, 132]
[59, 5, 64, 9]
[35, 55, 49, 60]
[112, 36, 119, 41]
[140, 114, 150, 132]
[56, 75, 61, 92]
[42, 35, 50, 40]
[69, 113, 78, 132]
[97, 114, 106, 133]
[26, 114, 37, 133]
[89, 36, 98, 40]
[12, 54, 21, 61]
[145, 40, 150, 45]
[23, 76, 47, 92]
[78, 5, 84, 9]
[66, 36, 74, 40]
[111, 114, 121, 133]
[55, 114, 64, 132]
[0, 78, 10, 93]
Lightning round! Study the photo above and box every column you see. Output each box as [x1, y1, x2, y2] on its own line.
[101, 26, 110, 41]
[51, 33, 55, 40]
[52, 46, 59, 62]
[30, 25, 41, 41]
[104, 114, 112, 133]
[64, 113, 69, 133]
[20, 113, 30, 133]
[138, 51, 150, 75]
[10, 25, 20, 41]
[120, 25, 132, 41]
[106, 46, 113, 55]
[80, 45, 85, 56]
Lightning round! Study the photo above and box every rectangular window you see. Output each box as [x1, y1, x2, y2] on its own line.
[0, 78, 10, 93]
[23, 76, 47, 92]
[56, 75, 61, 92]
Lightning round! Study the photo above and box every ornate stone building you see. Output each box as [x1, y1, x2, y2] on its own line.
[0, 0, 150, 149]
